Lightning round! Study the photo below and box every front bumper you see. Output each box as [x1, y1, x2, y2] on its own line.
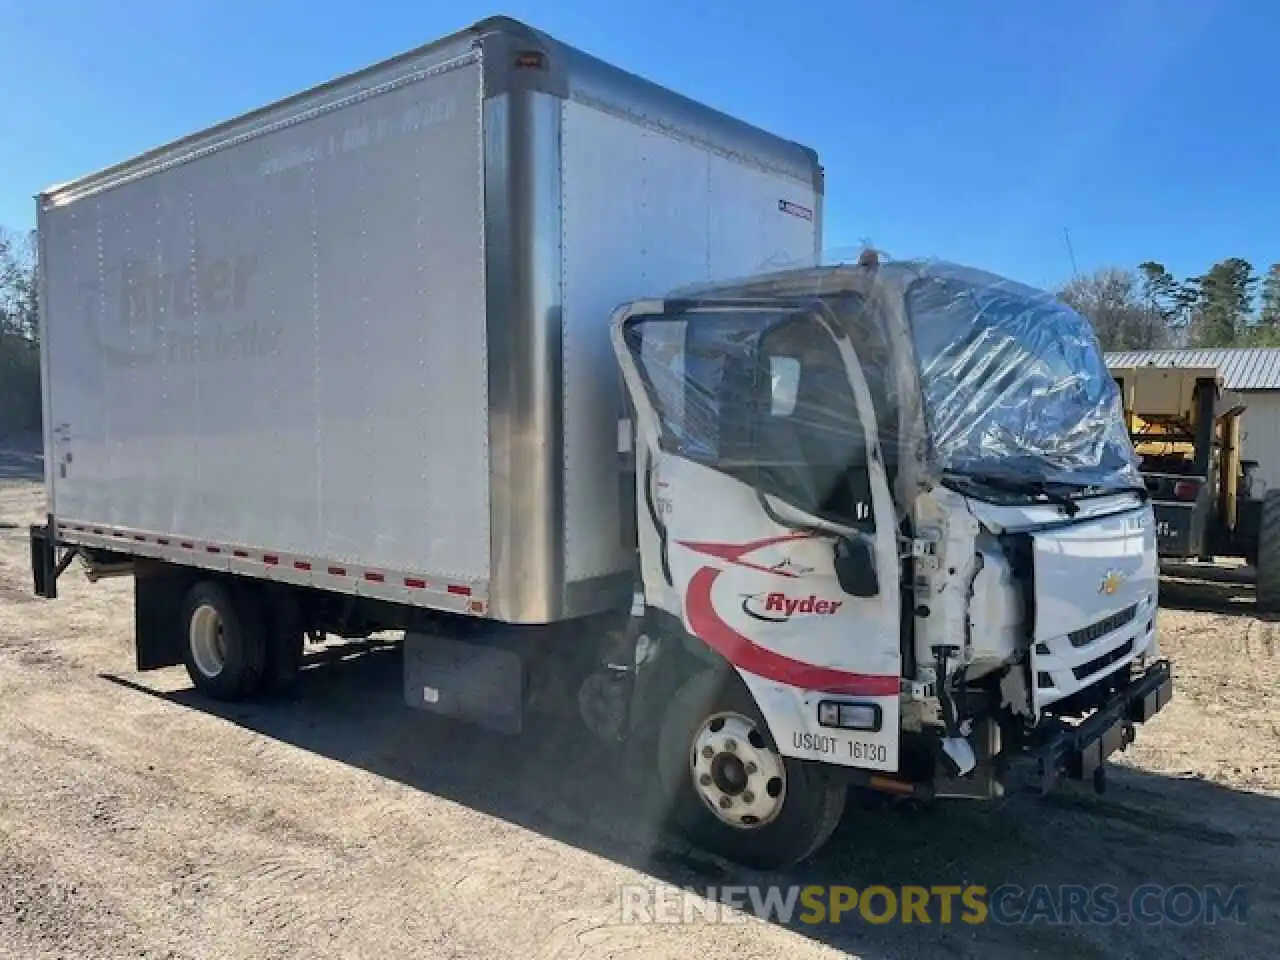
[1023, 659, 1173, 793]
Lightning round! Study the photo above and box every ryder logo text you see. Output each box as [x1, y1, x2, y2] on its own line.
[743, 593, 843, 622]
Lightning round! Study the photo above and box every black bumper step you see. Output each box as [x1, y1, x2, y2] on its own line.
[1028, 659, 1174, 794]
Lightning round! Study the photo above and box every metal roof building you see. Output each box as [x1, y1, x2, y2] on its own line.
[1106, 347, 1280, 496]
[1104, 348, 1280, 391]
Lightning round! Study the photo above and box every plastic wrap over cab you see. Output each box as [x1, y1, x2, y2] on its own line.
[664, 258, 1143, 502]
[905, 262, 1142, 490]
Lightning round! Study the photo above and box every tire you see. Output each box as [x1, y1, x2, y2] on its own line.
[1256, 490, 1280, 613]
[180, 580, 267, 700]
[656, 670, 846, 870]
[258, 588, 305, 695]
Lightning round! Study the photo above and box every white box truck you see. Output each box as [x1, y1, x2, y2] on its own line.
[31, 16, 1171, 869]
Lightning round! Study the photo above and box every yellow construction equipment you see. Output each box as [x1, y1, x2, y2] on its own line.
[1110, 362, 1280, 609]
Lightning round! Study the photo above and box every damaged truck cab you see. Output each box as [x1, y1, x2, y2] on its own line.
[604, 256, 1172, 867]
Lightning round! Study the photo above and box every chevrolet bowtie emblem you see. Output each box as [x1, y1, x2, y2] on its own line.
[1099, 570, 1127, 595]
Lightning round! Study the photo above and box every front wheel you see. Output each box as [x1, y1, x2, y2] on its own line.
[657, 670, 846, 870]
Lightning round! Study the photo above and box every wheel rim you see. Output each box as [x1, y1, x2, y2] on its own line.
[690, 711, 787, 829]
[189, 604, 227, 679]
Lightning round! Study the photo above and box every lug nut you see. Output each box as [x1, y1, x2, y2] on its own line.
[701, 746, 715, 759]
[724, 739, 737, 752]
[719, 796, 733, 810]
[743, 791, 755, 804]
[699, 774, 712, 787]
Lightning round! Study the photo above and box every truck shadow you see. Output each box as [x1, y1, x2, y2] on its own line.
[102, 648, 1279, 960]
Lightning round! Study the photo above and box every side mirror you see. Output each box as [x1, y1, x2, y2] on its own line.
[834, 536, 879, 598]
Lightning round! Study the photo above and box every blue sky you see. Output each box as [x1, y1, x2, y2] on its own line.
[2, 0, 1276, 289]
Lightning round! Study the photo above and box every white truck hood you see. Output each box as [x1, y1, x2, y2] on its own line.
[1029, 506, 1159, 711]
[964, 495, 1159, 713]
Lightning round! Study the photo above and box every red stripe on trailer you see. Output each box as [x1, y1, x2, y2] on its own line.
[404, 577, 427, 589]
[233, 549, 249, 558]
[133, 534, 146, 541]
[157, 538, 170, 545]
[328, 566, 346, 577]
[364, 572, 385, 583]
[448, 585, 472, 596]
[264, 555, 279, 565]
[180, 542, 194, 549]
[206, 546, 221, 554]
[294, 561, 311, 571]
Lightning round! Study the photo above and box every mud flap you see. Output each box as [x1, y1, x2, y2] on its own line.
[135, 560, 192, 670]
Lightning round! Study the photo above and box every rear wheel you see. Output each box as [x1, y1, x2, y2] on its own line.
[657, 670, 845, 869]
[1256, 490, 1280, 612]
[181, 580, 267, 700]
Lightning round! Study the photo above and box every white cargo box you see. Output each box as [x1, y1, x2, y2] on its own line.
[38, 17, 822, 624]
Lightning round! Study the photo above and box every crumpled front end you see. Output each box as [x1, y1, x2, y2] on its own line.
[905, 490, 1171, 798]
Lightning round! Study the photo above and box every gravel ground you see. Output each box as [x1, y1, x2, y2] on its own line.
[1, 443, 1277, 959]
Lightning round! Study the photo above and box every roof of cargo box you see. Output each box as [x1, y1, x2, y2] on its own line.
[40, 16, 822, 206]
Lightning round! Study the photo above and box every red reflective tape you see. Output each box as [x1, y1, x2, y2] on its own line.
[264, 555, 279, 565]
[233, 549, 249, 558]
[133, 534, 146, 542]
[180, 542, 194, 549]
[364, 572, 384, 583]
[294, 561, 311, 571]
[92, 528, 104, 535]
[448, 585, 472, 597]
[328, 566, 347, 577]
[157, 538, 170, 546]
[206, 546, 221, 554]
[404, 577, 427, 589]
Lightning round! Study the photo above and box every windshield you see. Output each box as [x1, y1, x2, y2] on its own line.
[906, 265, 1141, 491]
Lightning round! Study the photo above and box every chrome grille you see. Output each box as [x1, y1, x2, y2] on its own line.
[1068, 604, 1138, 648]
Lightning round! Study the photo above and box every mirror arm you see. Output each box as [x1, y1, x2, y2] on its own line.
[752, 481, 849, 542]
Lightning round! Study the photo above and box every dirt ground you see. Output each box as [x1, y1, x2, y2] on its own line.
[1, 440, 1277, 959]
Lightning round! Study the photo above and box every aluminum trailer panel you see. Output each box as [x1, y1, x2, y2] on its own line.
[38, 17, 822, 624]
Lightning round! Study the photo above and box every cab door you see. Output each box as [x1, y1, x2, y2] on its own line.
[612, 300, 903, 772]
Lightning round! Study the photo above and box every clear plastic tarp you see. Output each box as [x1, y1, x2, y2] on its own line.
[628, 258, 1143, 518]
[905, 262, 1142, 491]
